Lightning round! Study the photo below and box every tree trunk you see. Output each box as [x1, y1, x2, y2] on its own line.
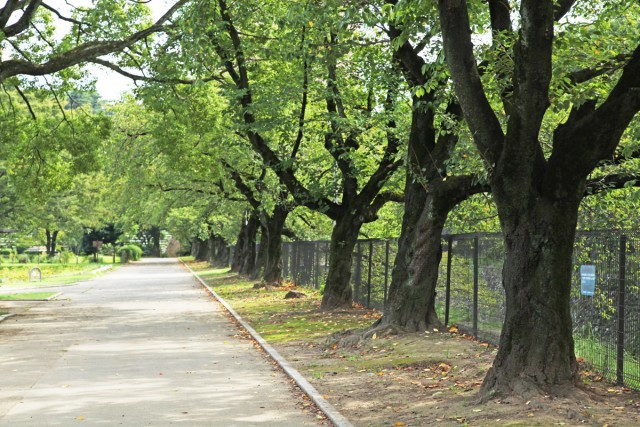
[320, 213, 362, 309]
[262, 207, 288, 284]
[251, 226, 268, 279]
[381, 191, 448, 331]
[232, 213, 259, 275]
[195, 237, 209, 262]
[481, 196, 580, 397]
[45, 229, 52, 256]
[51, 230, 58, 256]
[151, 227, 161, 257]
[212, 237, 230, 267]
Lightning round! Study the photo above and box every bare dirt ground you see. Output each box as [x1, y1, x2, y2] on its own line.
[276, 330, 640, 426]
[193, 264, 640, 426]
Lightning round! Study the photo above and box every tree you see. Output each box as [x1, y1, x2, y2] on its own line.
[437, 0, 640, 397]
[367, 2, 487, 334]
[180, 0, 405, 309]
[0, 0, 188, 82]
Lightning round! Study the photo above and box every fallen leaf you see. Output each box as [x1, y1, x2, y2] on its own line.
[75, 416, 85, 421]
[394, 422, 406, 426]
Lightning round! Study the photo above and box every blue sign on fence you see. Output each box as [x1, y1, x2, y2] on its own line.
[580, 265, 596, 296]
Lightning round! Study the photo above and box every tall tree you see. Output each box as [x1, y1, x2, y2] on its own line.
[438, 0, 640, 397]
[186, 0, 405, 309]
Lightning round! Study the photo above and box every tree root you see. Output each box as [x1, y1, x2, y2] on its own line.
[325, 320, 406, 348]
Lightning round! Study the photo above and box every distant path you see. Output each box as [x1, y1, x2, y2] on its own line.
[0, 258, 321, 426]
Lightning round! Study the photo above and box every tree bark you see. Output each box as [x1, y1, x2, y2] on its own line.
[251, 226, 268, 279]
[320, 212, 363, 309]
[232, 213, 259, 275]
[481, 194, 580, 397]
[45, 229, 52, 256]
[45, 229, 59, 257]
[262, 207, 288, 284]
[195, 237, 209, 262]
[151, 226, 161, 257]
[382, 192, 448, 331]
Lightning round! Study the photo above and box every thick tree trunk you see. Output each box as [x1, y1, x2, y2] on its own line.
[45, 229, 51, 256]
[320, 213, 362, 310]
[262, 207, 288, 284]
[207, 235, 229, 267]
[232, 213, 259, 275]
[481, 197, 580, 398]
[251, 226, 268, 279]
[151, 226, 161, 257]
[45, 229, 59, 257]
[195, 237, 209, 262]
[381, 192, 448, 331]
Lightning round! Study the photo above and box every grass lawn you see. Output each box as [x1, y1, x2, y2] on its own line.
[183, 260, 376, 343]
[0, 291, 58, 300]
[0, 261, 117, 289]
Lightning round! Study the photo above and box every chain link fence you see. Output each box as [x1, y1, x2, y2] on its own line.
[281, 231, 640, 390]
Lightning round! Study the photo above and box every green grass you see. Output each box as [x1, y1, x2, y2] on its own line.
[0, 291, 58, 300]
[575, 331, 640, 389]
[185, 260, 378, 344]
[0, 262, 117, 289]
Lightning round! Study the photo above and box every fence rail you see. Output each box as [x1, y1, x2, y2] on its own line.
[281, 231, 640, 390]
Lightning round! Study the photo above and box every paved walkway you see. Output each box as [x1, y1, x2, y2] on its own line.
[0, 259, 321, 426]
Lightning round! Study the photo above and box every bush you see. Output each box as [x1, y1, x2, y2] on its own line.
[59, 251, 74, 264]
[119, 244, 143, 262]
[0, 248, 12, 256]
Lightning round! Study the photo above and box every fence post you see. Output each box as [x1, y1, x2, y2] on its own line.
[473, 235, 479, 338]
[283, 244, 289, 278]
[292, 243, 298, 284]
[445, 235, 453, 327]
[617, 234, 627, 386]
[354, 242, 362, 304]
[384, 240, 390, 305]
[367, 240, 373, 308]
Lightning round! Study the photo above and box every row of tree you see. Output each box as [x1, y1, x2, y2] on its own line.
[2, 0, 639, 399]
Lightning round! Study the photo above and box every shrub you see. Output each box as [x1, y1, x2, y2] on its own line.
[119, 244, 143, 262]
[59, 251, 74, 264]
[18, 254, 29, 264]
[0, 248, 12, 256]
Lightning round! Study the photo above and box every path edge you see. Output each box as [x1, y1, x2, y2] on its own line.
[180, 260, 354, 427]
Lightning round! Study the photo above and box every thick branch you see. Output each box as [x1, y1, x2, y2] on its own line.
[0, 0, 188, 82]
[438, 0, 504, 165]
[585, 173, 640, 196]
[290, 26, 308, 160]
[553, 0, 577, 21]
[214, 0, 339, 218]
[2, 0, 41, 37]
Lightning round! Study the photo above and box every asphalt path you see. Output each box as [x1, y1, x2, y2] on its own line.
[0, 258, 321, 426]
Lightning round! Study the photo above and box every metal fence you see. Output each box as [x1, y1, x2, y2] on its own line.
[281, 231, 640, 390]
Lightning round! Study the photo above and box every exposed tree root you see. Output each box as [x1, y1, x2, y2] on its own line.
[478, 366, 582, 403]
[326, 320, 407, 348]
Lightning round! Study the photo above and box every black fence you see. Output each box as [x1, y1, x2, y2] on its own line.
[281, 231, 640, 390]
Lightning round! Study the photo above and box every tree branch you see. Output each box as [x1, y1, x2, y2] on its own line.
[438, 0, 504, 166]
[585, 173, 640, 196]
[0, 0, 188, 82]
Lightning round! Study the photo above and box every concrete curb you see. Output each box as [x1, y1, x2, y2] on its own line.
[0, 313, 15, 323]
[181, 260, 354, 427]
